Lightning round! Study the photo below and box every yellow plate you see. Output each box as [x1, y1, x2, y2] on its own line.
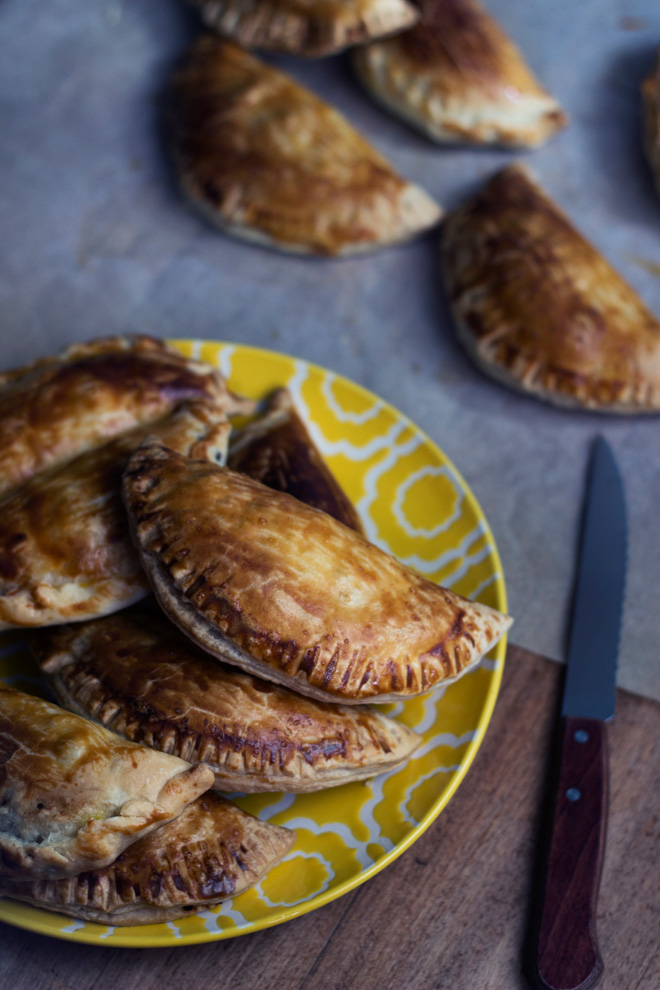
[0, 340, 508, 947]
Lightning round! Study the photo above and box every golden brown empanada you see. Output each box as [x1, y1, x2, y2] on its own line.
[228, 389, 364, 534]
[643, 52, 660, 194]
[188, 0, 419, 58]
[34, 609, 420, 792]
[0, 684, 214, 880]
[441, 165, 660, 412]
[167, 37, 442, 256]
[122, 438, 512, 704]
[0, 792, 294, 925]
[0, 401, 231, 630]
[353, 0, 567, 148]
[0, 336, 234, 499]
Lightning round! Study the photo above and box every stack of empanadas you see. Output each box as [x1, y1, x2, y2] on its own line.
[0, 336, 512, 927]
[0, 684, 294, 923]
[0, 335, 247, 629]
[34, 607, 422, 792]
[0, 337, 297, 923]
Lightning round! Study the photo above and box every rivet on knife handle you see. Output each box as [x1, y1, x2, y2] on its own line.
[529, 715, 608, 990]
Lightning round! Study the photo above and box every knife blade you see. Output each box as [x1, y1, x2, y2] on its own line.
[528, 437, 627, 990]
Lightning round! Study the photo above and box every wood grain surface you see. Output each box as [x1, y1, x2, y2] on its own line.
[0, 645, 657, 990]
[529, 716, 608, 990]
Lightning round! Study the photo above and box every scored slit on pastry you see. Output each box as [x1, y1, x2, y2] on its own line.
[228, 388, 364, 534]
[0, 684, 214, 880]
[0, 400, 233, 630]
[441, 164, 660, 412]
[167, 37, 442, 256]
[188, 0, 420, 58]
[122, 438, 512, 705]
[34, 608, 421, 792]
[0, 335, 237, 499]
[0, 792, 294, 925]
[352, 0, 567, 148]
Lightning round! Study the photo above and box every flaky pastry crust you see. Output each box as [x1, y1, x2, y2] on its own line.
[442, 165, 660, 412]
[0, 793, 294, 924]
[353, 0, 567, 147]
[35, 609, 420, 791]
[0, 401, 232, 629]
[122, 439, 511, 704]
[0, 336, 237, 499]
[189, 0, 419, 57]
[228, 389, 364, 534]
[0, 685, 213, 880]
[167, 37, 442, 256]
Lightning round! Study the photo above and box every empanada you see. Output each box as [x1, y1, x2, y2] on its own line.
[34, 609, 420, 792]
[353, 0, 567, 148]
[442, 165, 660, 412]
[167, 37, 442, 256]
[188, 0, 419, 58]
[0, 401, 231, 629]
[228, 389, 364, 534]
[122, 438, 512, 704]
[0, 792, 294, 925]
[0, 336, 234, 499]
[643, 51, 660, 194]
[0, 684, 214, 880]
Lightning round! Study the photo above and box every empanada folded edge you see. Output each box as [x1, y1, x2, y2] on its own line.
[188, 0, 420, 58]
[0, 793, 294, 925]
[122, 437, 512, 705]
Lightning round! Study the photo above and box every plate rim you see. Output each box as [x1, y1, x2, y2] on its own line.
[0, 339, 508, 948]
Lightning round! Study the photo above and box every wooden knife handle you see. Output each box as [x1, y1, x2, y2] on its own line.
[529, 716, 608, 990]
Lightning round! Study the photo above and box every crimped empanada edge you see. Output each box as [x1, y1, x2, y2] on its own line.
[178, 172, 442, 257]
[122, 440, 511, 703]
[0, 759, 214, 881]
[0, 582, 149, 632]
[353, 47, 567, 149]
[441, 170, 660, 414]
[0, 802, 295, 925]
[43, 664, 421, 791]
[143, 551, 508, 704]
[190, 0, 419, 58]
[448, 303, 660, 413]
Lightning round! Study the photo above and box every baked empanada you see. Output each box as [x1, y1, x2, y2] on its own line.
[168, 38, 442, 256]
[0, 401, 231, 629]
[188, 0, 418, 58]
[122, 439, 511, 704]
[0, 792, 294, 925]
[0, 336, 234, 499]
[34, 609, 420, 792]
[353, 0, 567, 148]
[442, 165, 660, 412]
[228, 389, 364, 534]
[643, 51, 660, 194]
[0, 684, 214, 880]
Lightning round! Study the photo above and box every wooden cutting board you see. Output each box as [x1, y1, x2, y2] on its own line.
[0, 645, 658, 990]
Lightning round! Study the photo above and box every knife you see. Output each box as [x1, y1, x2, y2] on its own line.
[528, 437, 627, 990]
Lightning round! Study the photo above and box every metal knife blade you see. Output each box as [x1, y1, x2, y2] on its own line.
[529, 437, 627, 990]
[562, 437, 626, 721]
